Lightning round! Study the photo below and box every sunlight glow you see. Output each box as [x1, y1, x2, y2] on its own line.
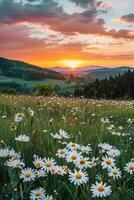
[61, 60, 83, 69]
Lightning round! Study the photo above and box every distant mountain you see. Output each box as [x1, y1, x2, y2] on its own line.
[87, 66, 134, 79]
[51, 66, 134, 79]
[0, 57, 64, 81]
[51, 66, 102, 76]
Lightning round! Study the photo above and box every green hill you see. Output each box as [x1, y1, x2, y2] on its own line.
[0, 57, 75, 95]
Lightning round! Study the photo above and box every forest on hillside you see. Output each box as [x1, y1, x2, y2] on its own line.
[74, 70, 134, 99]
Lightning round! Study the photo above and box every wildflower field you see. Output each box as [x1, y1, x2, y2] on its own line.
[0, 94, 133, 200]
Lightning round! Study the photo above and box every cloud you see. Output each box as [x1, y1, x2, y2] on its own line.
[0, 23, 47, 50]
[119, 14, 134, 25]
[106, 29, 134, 39]
[70, 0, 95, 7]
[0, 0, 64, 24]
[0, 0, 134, 43]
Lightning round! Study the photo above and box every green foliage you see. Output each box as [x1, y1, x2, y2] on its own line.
[75, 70, 134, 99]
[35, 84, 54, 96]
[0, 95, 133, 199]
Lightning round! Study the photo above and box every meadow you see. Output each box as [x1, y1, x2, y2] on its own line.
[0, 94, 133, 200]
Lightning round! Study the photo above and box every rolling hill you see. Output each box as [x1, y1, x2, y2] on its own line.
[0, 57, 64, 80]
[87, 66, 134, 79]
[51, 66, 134, 79]
[0, 57, 75, 95]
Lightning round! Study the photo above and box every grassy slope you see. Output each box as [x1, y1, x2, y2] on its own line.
[0, 95, 133, 199]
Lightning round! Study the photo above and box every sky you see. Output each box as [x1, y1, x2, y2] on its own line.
[0, 0, 134, 68]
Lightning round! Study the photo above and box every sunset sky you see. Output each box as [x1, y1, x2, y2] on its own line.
[0, 0, 134, 68]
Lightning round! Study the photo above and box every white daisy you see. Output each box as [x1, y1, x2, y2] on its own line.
[101, 156, 115, 169]
[66, 150, 81, 163]
[56, 148, 68, 158]
[80, 145, 92, 154]
[36, 169, 47, 178]
[42, 158, 56, 172]
[15, 135, 30, 142]
[59, 129, 70, 139]
[124, 162, 134, 174]
[51, 133, 62, 140]
[30, 187, 45, 200]
[5, 158, 25, 168]
[33, 156, 44, 168]
[28, 108, 34, 116]
[91, 181, 112, 198]
[0, 148, 18, 158]
[20, 168, 36, 182]
[107, 148, 121, 158]
[15, 113, 24, 123]
[52, 166, 67, 175]
[45, 195, 55, 200]
[98, 143, 112, 153]
[69, 170, 88, 186]
[67, 142, 80, 150]
[108, 167, 122, 179]
[75, 157, 89, 169]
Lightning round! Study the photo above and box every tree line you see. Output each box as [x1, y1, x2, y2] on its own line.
[74, 70, 134, 99]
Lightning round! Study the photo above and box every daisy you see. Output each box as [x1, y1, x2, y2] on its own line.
[52, 166, 67, 175]
[9, 148, 19, 158]
[0, 148, 18, 158]
[33, 156, 44, 168]
[36, 169, 47, 178]
[69, 170, 88, 186]
[30, 187, 45, 200]
[28, 108, 34, 116]
[0, 148, 10, 158]
[56, 148, 68, 158]
[98, 143, 112, 153]
[124, 162, 134, 174]
[75, 157, 89, 169]
[15, 135, 30, 142]
[91, 181, 112, 198]
[5, 158, 25, 168]
[67, 142, 80, 150]
[66, 150, 81, 163]
[59, 129, 70, 139]
[107, 148, 121, 158]
[42, 158, 56, 172]
[80, 145, 92, 154]
[20, 168, 36, 182]
[45, 195, 55, 200]
[15, 113, 24, 123]
[108, 167, 122, 179]
[51, 133, 62, 140]
[101, 156, 115, 170]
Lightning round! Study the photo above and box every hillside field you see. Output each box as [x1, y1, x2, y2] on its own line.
[0, 95, 133, 200]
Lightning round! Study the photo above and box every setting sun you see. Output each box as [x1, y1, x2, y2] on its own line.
[60, 60, 85, 69]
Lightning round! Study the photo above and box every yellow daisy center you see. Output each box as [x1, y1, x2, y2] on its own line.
[75, 172, 82, 179]
[57, 169, 62, 173]
[113, 170, 118, 175]
[35, 161, 41, 167]
[106, 160, 112, 165]
[16, 163, 21, 167]
[80, 159, 86, 164]
[60, 150, 65, 154]
[35, 191, 41, 197]
[129, 165, 134, 170]
[71, 143, 77, 147]
[45, 162, 52, 167]
[71, 154, 77, 160]
[25, 172, 31, 177]
[97, 185, 105, 192]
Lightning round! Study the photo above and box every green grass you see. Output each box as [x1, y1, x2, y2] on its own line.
[0, 75, 75, 94]
[0, 95, 133, 200]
